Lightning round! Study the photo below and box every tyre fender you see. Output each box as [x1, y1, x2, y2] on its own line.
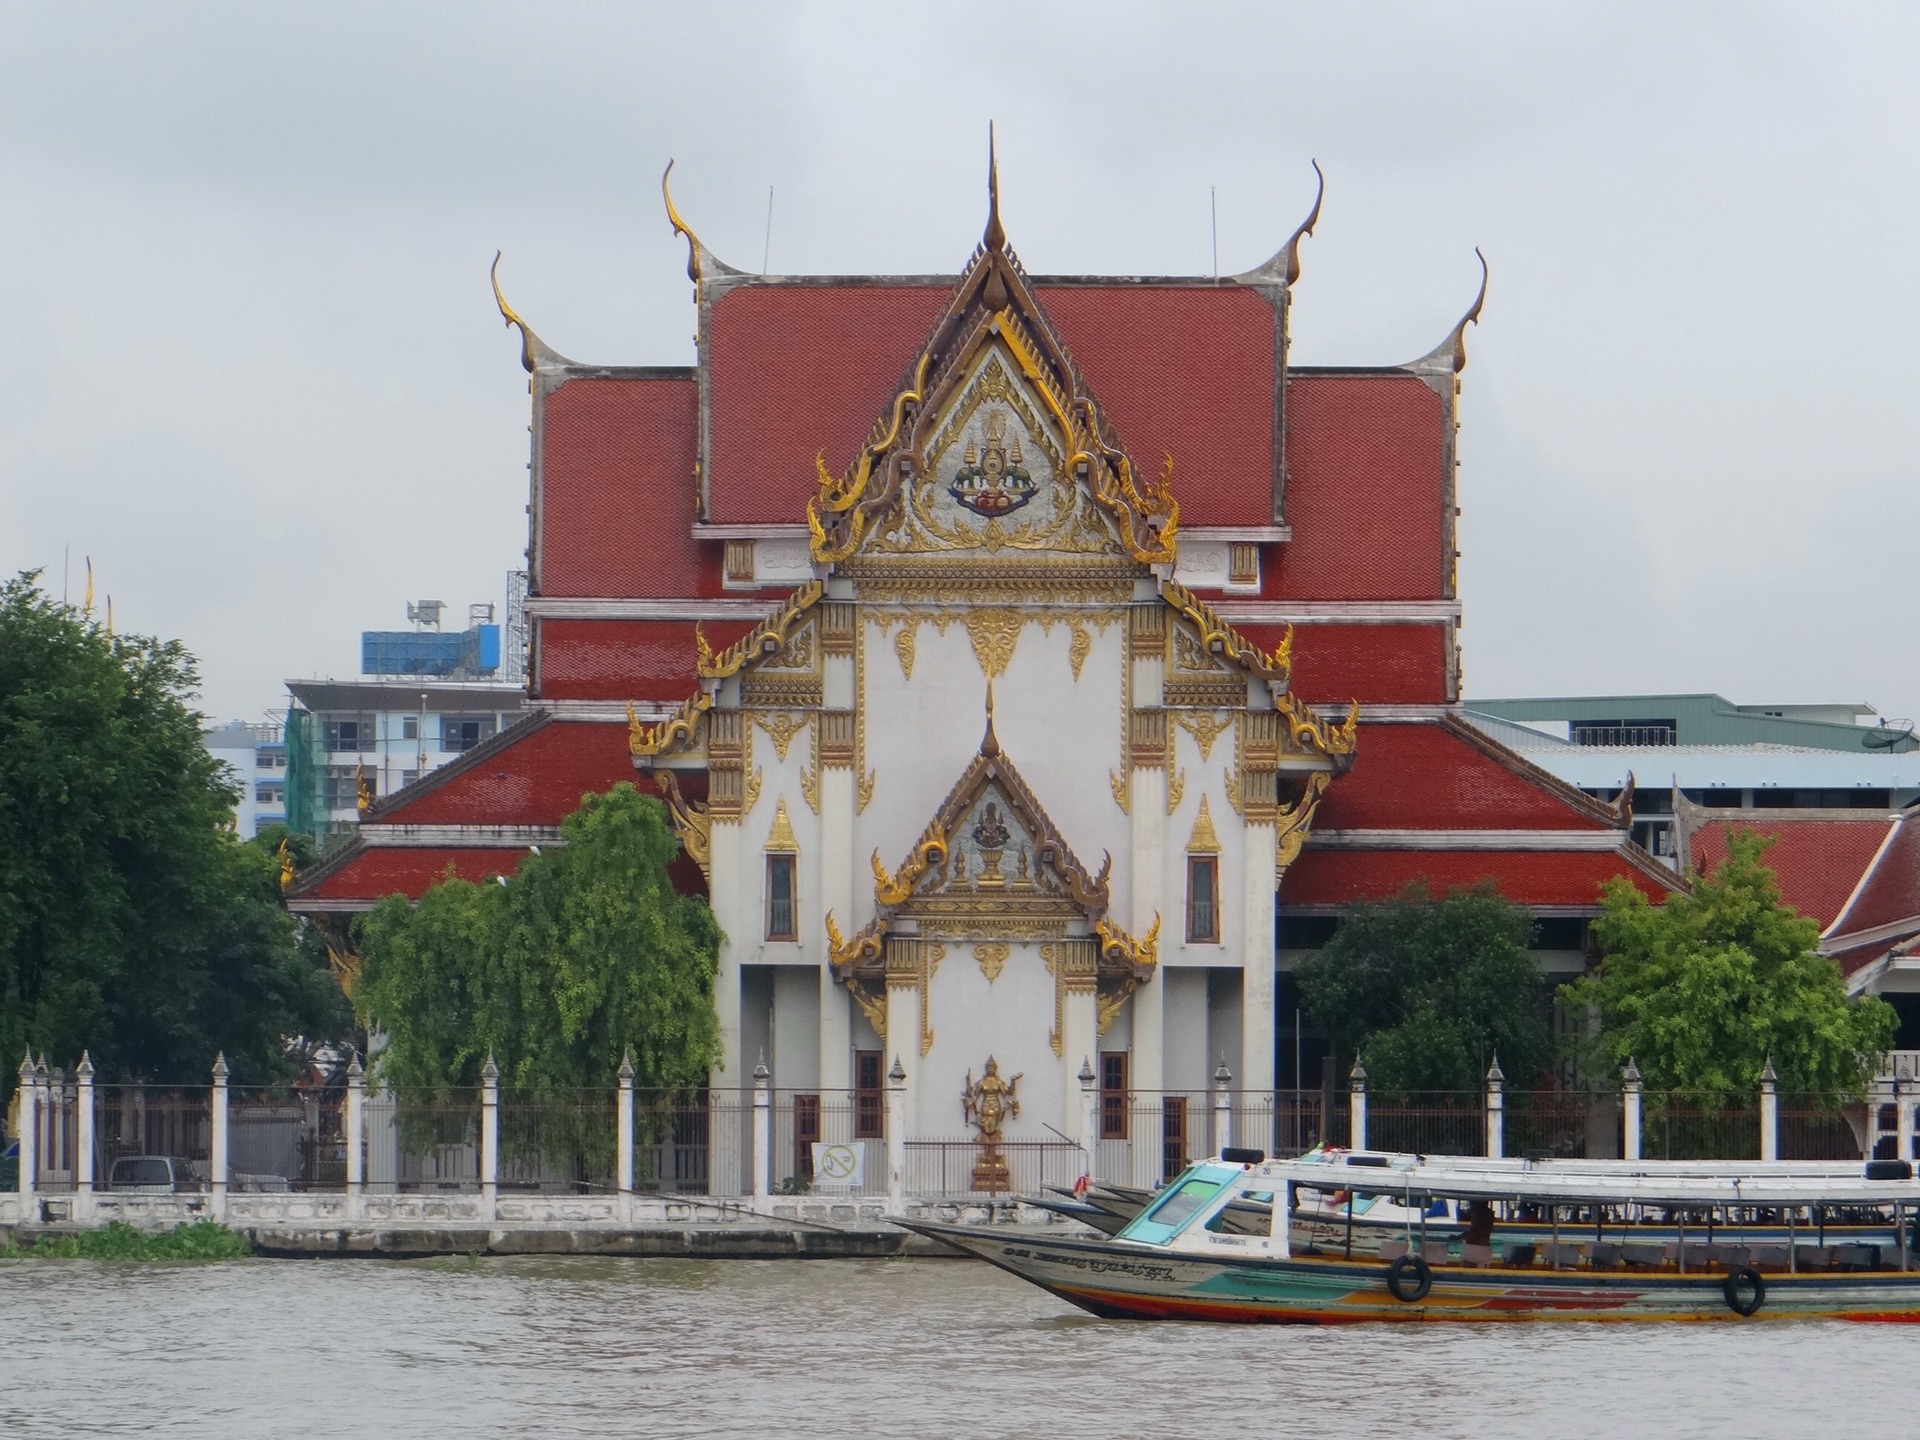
[1385, 1253, 1433, 1303]
[1723, 1264, 1766, 1317]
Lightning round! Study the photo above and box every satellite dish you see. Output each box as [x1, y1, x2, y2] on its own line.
[1863, 719, 1915, 751]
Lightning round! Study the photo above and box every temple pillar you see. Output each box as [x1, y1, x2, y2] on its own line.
[1061, 962, 1098, 1141]
[884, 951, 920, 1135]
[709, 819, 745, 1085]
[1240, 819, 1278, 1096]
[817, 766, 855, 1096]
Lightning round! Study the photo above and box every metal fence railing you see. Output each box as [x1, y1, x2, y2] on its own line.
[94, 1086, 212, 1191]
[364, 1089, 481, 1193]
[1640, 1093, 1760, 1161]
[905, 1139, 1085, 1198]
[228, 1086, 346, 1190]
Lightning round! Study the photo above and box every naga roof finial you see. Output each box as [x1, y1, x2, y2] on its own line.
[662, 158, 703, 288]
[1401, 247, 1490, 380]
[490, 251, 575, 375]
[984, 122, 1006, 254]
[1279, 158, 1324, 286]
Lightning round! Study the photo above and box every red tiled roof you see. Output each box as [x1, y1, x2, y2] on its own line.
[299, 846, 523, 903]
[1687, 814, 1895, 931]
[535, 618, 754, 702]
[703, 281, 1281, 527]
[1237, 622, 1449, 706]
[1269, 374, 1446, 600]
[1825, 935, 1917, 978]
[1314, 720, 1617, 833]
[1281, 847, 1668, 908]
[537, 375, 720, 599]
[375, 719, 635, 827]
[1829, 811, 1920, 939]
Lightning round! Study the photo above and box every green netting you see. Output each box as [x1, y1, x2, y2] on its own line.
[284, 706, 325, 840]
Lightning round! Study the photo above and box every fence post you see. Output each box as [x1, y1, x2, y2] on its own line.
[15, 1054, 37, 1210]
[751, 1057, 771, 1212]
[616, 1052, 635, 1219]
[1759, 1056, 1778, 1163]
[886, 1055, 907, 1214]
[1898, 1067, 1917, 1163]
[480, 1053, 499, 1219]
[345, 1055, 365, 1220]
[75, 1051, 95, 1224]
[1348, 1060, 1368, 1152]
[1212, 1058, 1233, 1157]
[210, 1052, 230, 1219]
[1077, 1056, 1098, 1184]
[1621, 1058, 1642, 1162]
[1484, 1056, 1505, 1159]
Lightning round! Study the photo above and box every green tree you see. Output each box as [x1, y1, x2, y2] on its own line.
[1561, 831, 1894, 1095]
[0, 572, 349, 1092]
[353, 783, 722, 1096]
[1297, 882, 1551, 1095]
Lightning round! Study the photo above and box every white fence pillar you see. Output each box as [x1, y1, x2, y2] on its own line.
[1212, 1059, 1233, 1157]
[1348, 1060, 1368, 1152]
[1077, 1056, 1098, 1184]
[1622, 1058, 1643, 1162]
[616, 1052, 635, 1219]
[1485, 1056, 1505, 1159]
[479, 1054, 499, 1218]
[210, 1053, 230, 1218]
[1759, 1057, 1779, 1163]
[345, 1056, 365, 1220]
[15, 1055, 37, 1208]
[751, 1058, 771, 1212]
[75, 1051, 95, 1223]
[886, 1056, 907, 1214]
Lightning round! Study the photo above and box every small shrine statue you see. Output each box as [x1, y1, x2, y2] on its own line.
[962, 1056, 1022, 1193]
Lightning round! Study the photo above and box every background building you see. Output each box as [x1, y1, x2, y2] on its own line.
[201, 719, 286, 839]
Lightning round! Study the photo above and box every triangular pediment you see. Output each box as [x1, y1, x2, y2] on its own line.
[808, 177, 1178, 570]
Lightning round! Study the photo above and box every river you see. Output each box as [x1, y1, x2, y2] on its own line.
[0, 1254, 1905, 1437]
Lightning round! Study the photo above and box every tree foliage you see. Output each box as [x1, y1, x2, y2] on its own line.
[1561, 831, 1894, 1094]
[0, 572, 349, 1091]
[353, 784, 722, 1095]
[1297, 882, 1551, 1095]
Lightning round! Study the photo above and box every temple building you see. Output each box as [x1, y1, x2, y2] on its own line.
[288, 156, 1683, 1171]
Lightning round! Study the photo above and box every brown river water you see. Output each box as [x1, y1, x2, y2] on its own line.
[0, 1255, 1910, 1438]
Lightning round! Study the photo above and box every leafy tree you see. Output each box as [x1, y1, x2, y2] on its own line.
[353, 783, 722, 1097]
[1297, 882, 1551, 1095]
[0, 572, 349, 1093]
[1561, 831, 1894, 1095]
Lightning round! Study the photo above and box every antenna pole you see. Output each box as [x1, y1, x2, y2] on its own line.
[1210, 186, 1219, 279]
[762, 186, 774, 275]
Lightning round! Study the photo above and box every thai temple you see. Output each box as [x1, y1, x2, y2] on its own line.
[288, 152, 1683, 1169]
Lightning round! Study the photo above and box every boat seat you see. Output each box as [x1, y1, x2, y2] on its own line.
[1747, 1246, 1790, 1270]
[1620, 1243, 1665, 1269]
[1704, 1245, 1749, 1269]
[1793, 1245, 1833, 1271]
[1421, 1241, 1451, 1264]
[1460, 1243, 1493, 1268]
[1379, 1239, 1408, 1262]
[1588, 1243, 1623, 1271]
[1503, 1243, 1537, 1268]
[1834, 1244, 1882, 1271]
[1542, 1243, 1586, 1268]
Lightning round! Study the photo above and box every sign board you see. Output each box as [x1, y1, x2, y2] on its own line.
[811, 1141, 866, 1187]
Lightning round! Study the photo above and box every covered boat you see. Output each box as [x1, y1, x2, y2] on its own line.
[904, 1149, 1920, 1323]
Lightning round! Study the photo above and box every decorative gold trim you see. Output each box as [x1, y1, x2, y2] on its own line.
[873, 821, 951, 907]
[629, 693, 713, 760]
[846, 977, 887, 1040]
[1187, 795, 1222, 854]
[963, 608, 1024, 680]
[652, 771, 713, 882]
[1068, 619, 1092, 681]
[1095, 913, 1160, 977]
[1159, 578, 1292, 687]
[661, 159, 705, 294]
[1042, 939, 1101, 1059]
[765, 796, 798, 852]
[974, 942, 1010, 984]
[1223, 766, 1244, 816]
[742, 768, 762, 816]
[698, 580, 825, 679]
[1275, 770, 1333, 882]
[893, 617, 919, 679]
[1109, 770, 1130, 814]
[1166, 767, 1186, 814]
[858, 770, 877, 810]
[754, 711, 809, 763]
[799, 766, 820, 814]
[1174, 710, 1233, 762]
[1097, 974, 1141, 1038]
[854, 608, 874, 813]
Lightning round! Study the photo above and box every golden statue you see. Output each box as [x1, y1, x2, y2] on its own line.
[276, 839, 295, 892]
[962, 1055, 1022, 1193]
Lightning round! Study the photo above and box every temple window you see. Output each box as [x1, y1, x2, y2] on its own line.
[793, 1093, 820, 1181]
[1186, 855, 1219, 944]
[854, 1050, 884, 1138]
[766, 854, 797, 941]
[1099, 1051, 1129, 1139]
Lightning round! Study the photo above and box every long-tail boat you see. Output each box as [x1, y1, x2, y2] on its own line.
[905, 1149, 1920, 1323]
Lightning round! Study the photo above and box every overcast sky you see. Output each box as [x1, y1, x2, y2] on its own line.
[3, 2, 1917, 727]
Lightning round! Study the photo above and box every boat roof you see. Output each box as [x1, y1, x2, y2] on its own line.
[1258, 1154, 1920, 1210]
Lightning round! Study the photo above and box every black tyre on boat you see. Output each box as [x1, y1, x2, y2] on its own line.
[1723, 1265, 1766, 1317]
[1386, 1254, 1432, 1303]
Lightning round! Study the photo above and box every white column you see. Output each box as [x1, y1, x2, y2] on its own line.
[1759, 1057, 1779, 1163]
[15, 1055, 37, 1206]
[616, 1052, 635, 1217]
[1485, 1056, 1505, 1160]
[210, 1053, 230, 1219]
[1900, 1083, 1918, 1164]
[1077, 1056, 1099, 1185]
[886, 1056, 907, 1212]
[709, 823, 745, 1086]
[479, 1054, 499, 1219]
[75, 1052, 95, 1225]
[345, 1056, 365, 1220]
[1241, 820, 1278, 1095]
[1061, 975, 1097, 1143]
[884, 975, 918, 1134]
[1621, 1058, 1643, 1162]
[751, 1058, 772, 1211]
[1348, 1060, 1368, 1152]
[1211, 1058, 1233, 1157]
[818, 766, 855, 1097]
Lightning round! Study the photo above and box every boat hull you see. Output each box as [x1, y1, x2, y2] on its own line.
[901, 1220, 1920, 1324]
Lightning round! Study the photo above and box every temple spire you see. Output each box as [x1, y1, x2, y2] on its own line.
[981, 679, 1001, 758]
[983, 122, 1006, 254]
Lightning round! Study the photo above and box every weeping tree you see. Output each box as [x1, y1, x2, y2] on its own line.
[353, 784, 723, 1178]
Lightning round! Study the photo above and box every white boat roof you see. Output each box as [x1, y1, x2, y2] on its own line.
[1257, 1154, 1920, 1210]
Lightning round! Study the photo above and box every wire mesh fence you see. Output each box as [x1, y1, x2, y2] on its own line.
[1365, 1092, 1485, 1157]
[228, 1085, 347, 1190]
[905, 1139, 1085, 1197]
[500, 1090, 617, 1193]
[1640, 1093, 1760, 1161]
[364, 1088, 481, 1192]
[94, 1086, 212, 1191]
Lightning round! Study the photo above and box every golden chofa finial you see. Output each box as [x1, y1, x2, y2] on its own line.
[1401, 247, 1489, 379]
[1280, 159, 1325, 287]
[490, 252, 575, 375]
[983, 123, 1006, 254]
[662, 159, 703, 289]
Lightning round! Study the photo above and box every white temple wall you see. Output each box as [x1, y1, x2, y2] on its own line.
[1161, 969, 1210, 1094]
[771, 966, 822, 1093]
[1205, 967, 1245, 1085]
[918, 941, 1063, 1142]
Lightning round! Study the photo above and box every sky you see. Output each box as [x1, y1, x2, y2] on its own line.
[3, 2, 1917, 727]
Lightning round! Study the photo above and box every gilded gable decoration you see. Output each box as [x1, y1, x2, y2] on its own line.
[754, 711, 810, 763]
[652, 771, 713, 882]
[1187, 795, 1222, 854]
[1275, 771, 1332, 882]
[974, 943, 1010, 984]
[1175, 711, 1233, 762]
[697, 580, 825, 680]
[765, 797, 798, 853]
